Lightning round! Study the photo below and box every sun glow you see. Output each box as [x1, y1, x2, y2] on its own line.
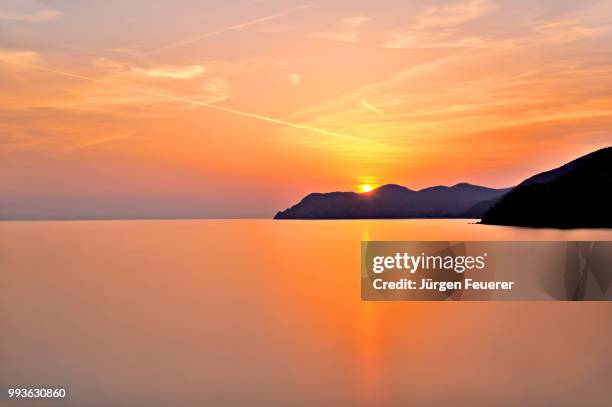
[360, 184, 373, 193]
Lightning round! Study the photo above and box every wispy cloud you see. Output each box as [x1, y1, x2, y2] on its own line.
[141, 3, 313, 56]
[0, 58, 393, 150]
[413, 0, 494, 29]
[361, 99, 384, 115]
[64, 133, 146, 152]
[527, 18, 610, 45]
[313, 16, 370, 43]
[0, 1, 63, 23]
[384, 0, 494, 49]
[199, 78, 231, 103]
[0, 49, 38, 63]
[131, 65, 206, 80]
[290, 8, 612, 158]
[344, 16, 370, 27]
[288, 73, 301, 86]
[385, 33, 487, 49]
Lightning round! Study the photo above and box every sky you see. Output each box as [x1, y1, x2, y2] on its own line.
[1, 0, 611, 218]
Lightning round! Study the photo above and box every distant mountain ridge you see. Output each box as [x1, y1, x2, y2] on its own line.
[481, 147, 612, 228]
[274, 182, 511, 219]
[275, 146, 612, 226]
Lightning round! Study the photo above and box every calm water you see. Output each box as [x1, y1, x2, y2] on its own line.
[1, 219, 612, 406]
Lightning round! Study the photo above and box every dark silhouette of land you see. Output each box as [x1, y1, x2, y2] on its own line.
[274, 183, 510, 219]
[481, 147, 612, 228]
[275, 146, 612, 228]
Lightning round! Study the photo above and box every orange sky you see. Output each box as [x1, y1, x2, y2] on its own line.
[1, 0, 611, 218]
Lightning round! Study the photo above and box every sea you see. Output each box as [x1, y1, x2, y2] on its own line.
[1, 219, 611, 406]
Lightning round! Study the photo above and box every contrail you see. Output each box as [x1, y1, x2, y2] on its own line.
[0, 58, 393, 148]
[64, 133, 140, 151]
[140, 3, 314, 56]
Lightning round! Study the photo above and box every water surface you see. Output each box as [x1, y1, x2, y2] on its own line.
[1, 220, 611, 406]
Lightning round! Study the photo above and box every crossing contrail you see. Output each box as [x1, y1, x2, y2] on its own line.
[140, 3, 314, 56]
[0, 58, 393, 148]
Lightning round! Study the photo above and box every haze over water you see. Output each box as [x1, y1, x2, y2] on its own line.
[1, 219, 612, 406]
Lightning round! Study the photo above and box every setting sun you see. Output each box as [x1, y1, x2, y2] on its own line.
[360, 184, 373, 193]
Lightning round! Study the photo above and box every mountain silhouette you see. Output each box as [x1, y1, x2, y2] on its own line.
[274, 183, 510, 219]
[481, 147, 612, 228]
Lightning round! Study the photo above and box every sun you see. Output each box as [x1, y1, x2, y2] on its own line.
[360, 184, 373, 193]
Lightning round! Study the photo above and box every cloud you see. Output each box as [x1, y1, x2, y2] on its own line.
[0, 49, 38, 63]
[344, 17, 370, 27]
[0, 59, 390, 149]
[313, 16, 370, 43]
[361, 99, 384, 115]
[289, 44, 612, 158]
[0, 107, 131, 154]
[528, 18, 610, 45]
[385, 33, 487, 49]
[0, 0, 63, 23]
[414, 0, 494, 29]
[385, 1, 609, 50]
[91, 57, 126, 72]
[290, 0, 612, 155]
[131, 65, 206, 80]
[141, 3, 313, 56]
[384, 0, 494, 49]
[64, 133, 146, 152]
[288, 73, 301, 86]
[199, 78, 231, 103]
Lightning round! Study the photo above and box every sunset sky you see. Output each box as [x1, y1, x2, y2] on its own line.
[1, 0, 611, 218]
